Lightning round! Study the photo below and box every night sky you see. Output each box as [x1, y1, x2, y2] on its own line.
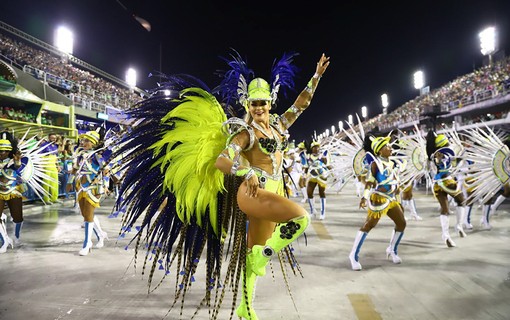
[2, 0, 510, 142]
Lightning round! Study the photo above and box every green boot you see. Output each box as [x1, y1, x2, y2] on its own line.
[250, 215, 310, 276]
[236, 253, 259, 320]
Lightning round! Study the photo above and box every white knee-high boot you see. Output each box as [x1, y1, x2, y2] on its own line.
[93, 216, 108, 248]
[319, 198, 326, 220]
[12, 221, 23, 245]
[307, 197, 317, 216]
[79, 221, 94, 256]
[455, 206, 467, 237]
[386, 230, 403, 264]
[349, 231, 367, 271]
[464, 205, 473, 229]
[300, 187, 307, 203]
[490, 195, 507, 216]
[0, 214, 13, 253]
[481, 205, 492, 230]
[440, 215, 456, 247]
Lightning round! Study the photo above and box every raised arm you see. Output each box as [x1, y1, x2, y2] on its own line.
[280, 53, 330, 130]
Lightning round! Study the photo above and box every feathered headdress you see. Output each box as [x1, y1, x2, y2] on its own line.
[215, 49, 299, 113]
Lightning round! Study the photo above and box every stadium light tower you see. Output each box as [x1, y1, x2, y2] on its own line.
[361, 106, 368, 120]
[331, 125, 336, 135]
[126, 68, 137, 87]
[381, 93, 389, 115]
[348, 114, 353, 125]
[54, 26, 74, 55]
[338, 121, 343, 132]
[413, 70, 428, 95]
[479, 26, 497, 66]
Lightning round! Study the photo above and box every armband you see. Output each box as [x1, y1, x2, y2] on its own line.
[288, 105, 303, 117]
[313, 72, 321, 79]
[365, 175, 376, 184]
[362, 189, 370, 199]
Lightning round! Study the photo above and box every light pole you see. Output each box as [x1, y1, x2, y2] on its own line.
[54, 26, 74, 55]
[413, 70, 427, 95]
[361, 106, 368, 121]
[381, 93, 389, 115]
[126, 68, 137, 88]
[479, 26, 497, 66]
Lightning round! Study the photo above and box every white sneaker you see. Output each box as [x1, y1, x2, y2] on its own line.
[386, 247, 402, 264]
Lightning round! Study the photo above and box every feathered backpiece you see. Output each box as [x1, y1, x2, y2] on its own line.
[460, 124, 509, 204]
[326, 114, 367, 182]
[395, 125, 430, 189]
[3, 129, 56, 203]
[109, 74, 250, 319]
[215, 49, 299, 113]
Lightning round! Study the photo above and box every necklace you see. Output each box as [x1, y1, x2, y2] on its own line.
[251, 121, 275, 139]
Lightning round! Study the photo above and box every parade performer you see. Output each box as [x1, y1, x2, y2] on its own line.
[461, 125, 510, 230]
[394, 126, 429, 221]
[426, 130, 467, 248]
[296, 141, 309, 202]
[72, 128, 109, 256]
[0, 130, 56, 252]
[348, 134, 406, 271]
[39, 133, 60, 203]
[305, 141, 331, 220]
[109, 51, 329, 319]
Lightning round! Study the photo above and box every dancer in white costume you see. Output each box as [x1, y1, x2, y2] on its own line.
[426, 130, 467, 248]
[461, 125, 510, 230]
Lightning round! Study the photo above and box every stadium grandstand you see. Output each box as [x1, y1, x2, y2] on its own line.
[1, 19, 509, 144]
[0, 20, 144, 138]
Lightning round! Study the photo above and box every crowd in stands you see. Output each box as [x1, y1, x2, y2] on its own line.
[360, 56, 510, 133]
[1, 30, 510, 142]
[0, 32, 142, 112]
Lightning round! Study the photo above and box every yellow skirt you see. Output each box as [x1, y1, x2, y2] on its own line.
[434, 177, 461, 197]
[367, 193, 400, 219]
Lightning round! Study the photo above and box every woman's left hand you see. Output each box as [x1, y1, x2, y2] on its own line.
[316, 53, 331, 77]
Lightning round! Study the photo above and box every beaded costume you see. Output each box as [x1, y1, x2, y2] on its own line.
[109, 51, 328, 319]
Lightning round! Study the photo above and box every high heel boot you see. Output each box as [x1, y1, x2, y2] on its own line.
[93, 216, 108, 248]
[349, 231, 367, 271]
[0, 214, 13, 253]
[386, 230, 403, 264]
[236, 252, 259, 320]
[79, 221, 93, 256]
[249, 215, 310, 276]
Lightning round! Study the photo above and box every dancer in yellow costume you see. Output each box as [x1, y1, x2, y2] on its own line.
[348, 134, 406, 271]
[40, 133, 59, 203]
[111, 51, 329, 319]
[72, 129, 109, 256]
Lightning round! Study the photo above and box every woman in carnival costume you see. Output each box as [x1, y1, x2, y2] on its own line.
[426, 130, 467, 248]
[296, 141, 309, 202]
[0, 133, 23, 253]
[0, 130, 55, 252]
[305, 140, 331, 220]
[109, 52, 329, 319]
[348, 134, 406, 271]
[460, 126, 510, 230]
[72, 129, 109, 256]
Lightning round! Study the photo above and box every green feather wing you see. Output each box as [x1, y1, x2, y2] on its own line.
[151, 87, 228, 235]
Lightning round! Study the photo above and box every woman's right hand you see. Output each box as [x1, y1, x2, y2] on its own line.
[359, 198, 367, 209]
[245, 174, 260, 198]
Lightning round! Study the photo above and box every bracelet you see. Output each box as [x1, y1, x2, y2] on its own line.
[244, 168, 255, 181]
[362, 189, 370, 199]
[313, 72, 321, 79]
